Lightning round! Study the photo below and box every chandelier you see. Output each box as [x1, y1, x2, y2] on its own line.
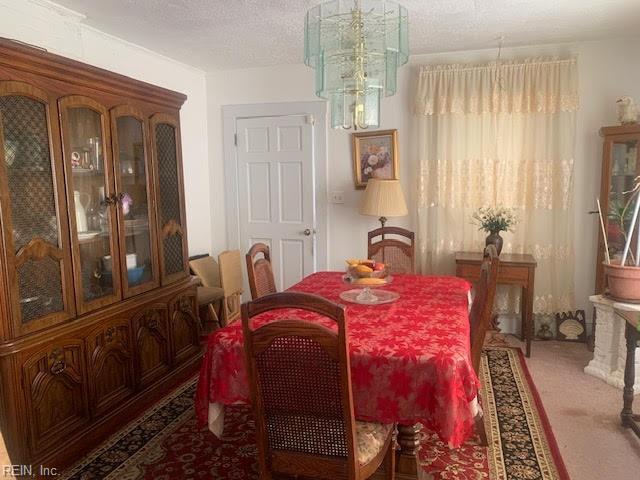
[304, 0, 409, 130]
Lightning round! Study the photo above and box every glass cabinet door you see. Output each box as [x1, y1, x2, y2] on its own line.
[110, 106, 159, 297]
[59, 96, 121, 314]
[605, 138, 640, 262]
[150, 113, 189, 285]
[0, 82, 75, 335]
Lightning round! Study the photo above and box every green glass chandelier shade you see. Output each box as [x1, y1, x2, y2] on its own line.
[304, 0, 409, 129]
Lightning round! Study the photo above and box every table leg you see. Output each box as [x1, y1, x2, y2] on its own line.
[522, 286, 534, 358]
[587, 306, 596, 352]
[520, 286, 532, 357]
[622, 322, 637, 430]
[519, 286, 527, 343]
[395, 423, 421, 479]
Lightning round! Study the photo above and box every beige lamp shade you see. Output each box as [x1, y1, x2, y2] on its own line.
[359, 179, 408, 218]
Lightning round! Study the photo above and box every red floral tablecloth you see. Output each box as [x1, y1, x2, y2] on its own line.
[195, 272, 478, 447]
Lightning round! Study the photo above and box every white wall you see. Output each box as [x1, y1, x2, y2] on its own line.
[207, 37, 640, 325]
[206, 64, 414, 265]
[0, 0, 211, 255]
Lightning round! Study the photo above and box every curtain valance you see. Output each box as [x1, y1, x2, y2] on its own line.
[415, 57, 579, 115]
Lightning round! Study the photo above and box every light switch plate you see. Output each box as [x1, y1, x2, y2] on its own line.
[330, 191, 345, 204]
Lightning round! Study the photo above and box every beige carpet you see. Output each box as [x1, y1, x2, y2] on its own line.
[509, 338, 640, 480]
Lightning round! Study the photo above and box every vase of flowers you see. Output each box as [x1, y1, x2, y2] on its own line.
[472, 206, 517, 255]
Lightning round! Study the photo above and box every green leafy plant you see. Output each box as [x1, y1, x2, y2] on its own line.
[472, 206, 518, 234]
[608, 178, 640, 265]
[608, 197, 636, 263]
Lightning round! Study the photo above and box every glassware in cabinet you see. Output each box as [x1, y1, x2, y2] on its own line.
[111, 106, 159, 297]
[58, 96, 121, 314]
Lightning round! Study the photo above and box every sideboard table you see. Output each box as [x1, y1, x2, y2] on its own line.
[455, 252, 536, 357]
[610, 302, 640, 438]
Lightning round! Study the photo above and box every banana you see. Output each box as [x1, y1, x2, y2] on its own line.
[355, 265, 374, 274]
[353, 277, 386, 286]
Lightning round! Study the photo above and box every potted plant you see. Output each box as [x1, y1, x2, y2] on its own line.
[601, 179, 640, 302]
[608, 198, 635, 261]
[472, 206, 517, 255]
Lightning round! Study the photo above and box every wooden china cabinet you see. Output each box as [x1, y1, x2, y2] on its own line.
[0, 38, 200, 469]
[595, 124, 640, 293]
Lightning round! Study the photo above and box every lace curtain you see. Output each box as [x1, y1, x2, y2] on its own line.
[414, 58, 578, 315]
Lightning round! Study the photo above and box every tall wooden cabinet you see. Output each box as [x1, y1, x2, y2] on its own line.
[596, 124, 640, 293]
[0, 38, 201, 469]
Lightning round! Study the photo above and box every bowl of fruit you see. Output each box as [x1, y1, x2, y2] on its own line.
[341, 259, 397, 305]
[345, 259, 391, 287]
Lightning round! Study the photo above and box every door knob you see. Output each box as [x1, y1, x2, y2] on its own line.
[302, 228, 315, 236]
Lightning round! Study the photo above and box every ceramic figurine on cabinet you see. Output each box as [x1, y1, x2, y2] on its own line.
[616, 96, 638, 125]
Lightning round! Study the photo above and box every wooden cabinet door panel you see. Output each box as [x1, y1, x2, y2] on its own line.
[132, 305, 171, 388]
[86, 319, 134, 416]
[0, 81, 75, 337]
[58, 95, 122, 315]
[149, 113, 189, 285]
[21, 340, 89, 455]
[110, 105, 160, 298]
[169, 293, 201, 364]
[596, 128, 640, 293]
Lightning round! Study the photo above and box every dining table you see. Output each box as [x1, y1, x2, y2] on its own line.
[195, 271, 479, 479]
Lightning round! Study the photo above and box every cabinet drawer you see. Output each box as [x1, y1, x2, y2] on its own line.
[456, 264, 482, 282]
[497, 265, 530, 284]
[457, 263, 530, 285]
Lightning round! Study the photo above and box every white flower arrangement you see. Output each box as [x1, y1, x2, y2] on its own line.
[472, 206, 518, 234]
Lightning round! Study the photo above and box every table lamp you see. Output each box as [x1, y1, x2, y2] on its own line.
[359, 179, 408, 229]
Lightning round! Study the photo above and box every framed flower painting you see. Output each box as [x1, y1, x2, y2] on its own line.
[352, 129, 399, 189]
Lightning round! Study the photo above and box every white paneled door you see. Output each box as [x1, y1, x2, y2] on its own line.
[236, 114, 316, 291]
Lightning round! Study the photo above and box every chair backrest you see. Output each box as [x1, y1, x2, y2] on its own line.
[367, 227, 415, 274]
[218, 250, 243, 296]
[242, 292, 358, 478]
[246, 243, 277, 300]
[189, 256, 221, 288]
[469, 245, 500, 374]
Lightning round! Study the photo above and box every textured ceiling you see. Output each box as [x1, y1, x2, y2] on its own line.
[53, 0, 640, 71]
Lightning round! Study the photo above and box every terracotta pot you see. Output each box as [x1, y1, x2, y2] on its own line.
[485, 231, 503, 255]
[604, 262, 640, 302]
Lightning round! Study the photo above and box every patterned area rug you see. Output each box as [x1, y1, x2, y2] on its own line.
[61, 348, 568, 480]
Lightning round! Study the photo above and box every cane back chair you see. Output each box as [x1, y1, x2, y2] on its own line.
[469, 244, 500, 445]
[242, 292, 395, 480]
[246, 243, 277, 300]
[367, 227, 415, 274]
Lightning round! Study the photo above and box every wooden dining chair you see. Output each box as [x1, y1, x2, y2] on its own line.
[469, 244, 500, 446]
[245, 243, 277, 300]
[242, 292, 396, 480]
[218, 249, 243, 325]
[367, 227, 415, 274]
